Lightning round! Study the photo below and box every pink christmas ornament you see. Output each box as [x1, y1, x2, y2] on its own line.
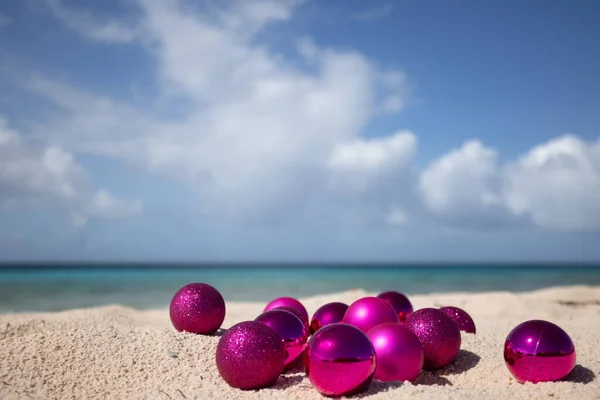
[440, 306, 476, 334]
[377, 291, 413, 322]
[504, 320, 576, 383]
[216, 321, 286, 390]
[367, 323, 424, 382]
[304, 323, 376, 397]
[264, 297, 308, 322]
[255, 309, 309, 370]
[343, 297, 399, 334]
[169, 283, 225, 335]
[405, 308, 461, 369]
[310, 302, 349, 335]
[275, 306, 310, 332]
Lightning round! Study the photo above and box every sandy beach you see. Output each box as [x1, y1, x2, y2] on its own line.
[1, 285, 598, 399]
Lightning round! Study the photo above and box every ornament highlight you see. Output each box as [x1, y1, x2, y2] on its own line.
[255, 309, 309, 370]
[169, 282, 225, 335]
[216, 321, 286, 390]
[405, 308, 461, 369]
[310, 302, 349, 335]
[343, 297, 399, 334]
[377, 291, 413, 322]
[304, 323, 376, 397]
[504, 319, 576, 383]
[367, 323, 424, 382]
[440, 306, 476, 334]
[264, 297, 308, 322]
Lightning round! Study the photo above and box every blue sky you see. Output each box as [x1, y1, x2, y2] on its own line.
[0, 0, 599, 262]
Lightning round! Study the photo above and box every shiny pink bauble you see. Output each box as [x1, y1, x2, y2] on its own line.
[310, 302, 349, 335]
[377, 291, 413, 322]
[275, 306, 310, 332]
[504, 320, 576, 383]
[169, 283, 225, 335]
[440, 306, 476, 334]
[255, 309, 309, 370]
[405, 308, 461, 369]
[304, 323, 376, 397]
[264, 297, 308, 322]
[367, 323, 424, 382]
[216, 321, 286, 390]
[343, 297, 399, 334]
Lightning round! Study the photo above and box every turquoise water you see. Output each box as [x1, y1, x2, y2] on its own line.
[0, 264, 599, 313]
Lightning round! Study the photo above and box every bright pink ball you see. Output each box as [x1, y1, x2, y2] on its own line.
[504, 320, 576, 383]
[169, 283, 225, 335]
[343, 297, 399, 333]
[216, 321, 286, 390]
[377, 291, 413, 322]
[310, 302, 349, 335]
[440, 306, 476, 334]
[367, 323, 424, 382]
[275, 306, 310, 332]
[304, 323, 376, 397]
[255, 309, 309, 370]
[405, 308, 461, 369]
[264, 297, 308, 321]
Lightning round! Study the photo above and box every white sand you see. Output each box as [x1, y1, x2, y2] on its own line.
[1, 285, 599, 399]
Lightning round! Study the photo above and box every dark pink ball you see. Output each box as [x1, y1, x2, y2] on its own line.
[304, 323, 376, 397]
[405, 308, 461, 369]
[504, 320, 576, 383]
[310, 302, 349, 335]
[377, 291, 413, 322]
[440, 306, 476, 334]
[169, 283, 225, 335]
[264, 297, 308, 321]
[343, 297, 399, 334]
[367, 323, 424, 382]
[255, 309, 309, 370]
[275, 306, 310, 332]
[216, 321, 286, 390]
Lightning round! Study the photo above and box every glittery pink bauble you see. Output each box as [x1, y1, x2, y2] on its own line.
[304, 323, 376, 397]
[255, 309, 309, 370]
[310, 302, 349, 335]
[405, 308, 461, 369]
[275, 306, 310, 332]
[343, 297, 399, 334]
[440, 306, 476, 334]
[169, 283, 225, 335]
[504, 320, 576, 383]
[216, 321, 286, 390]
[367, 323, 424, 382]
[264, 297, 308, 322]
[377, 291, 413, 322]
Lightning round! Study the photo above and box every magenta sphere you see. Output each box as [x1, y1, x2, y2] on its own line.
[275, 306, 310, 332]
[169, 283, 225, 335]
[405, 308, 461, 369]
[304, 323, 376, 397]
[216, 321, 286, 390]
[264, 297, 308, 321]
[255, 309, 309, 370]
[504, 320, 576, 383]
[310, 302, 349, 335]
[343, 297, 399, 334]
[367, 323, 424, 382]
[377, 291, 414, 322]
[440, 306, 476, 334]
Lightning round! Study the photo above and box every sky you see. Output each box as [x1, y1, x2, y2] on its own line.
[0, 0, 599, 263]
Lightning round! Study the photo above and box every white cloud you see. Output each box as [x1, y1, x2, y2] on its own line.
[43, 0, 139, 43]
[0, 116, 142, 226]
[419, 135, 600, 231]
[350, 2, 394, 22]
[503, 135, 600, 231]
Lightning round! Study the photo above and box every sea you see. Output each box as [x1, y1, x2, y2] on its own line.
[1, 264, 599, 313]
